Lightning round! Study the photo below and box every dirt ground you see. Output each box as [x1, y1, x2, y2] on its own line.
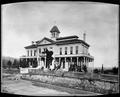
[1, 73, 101, 96]
[1, 79, 70, 96]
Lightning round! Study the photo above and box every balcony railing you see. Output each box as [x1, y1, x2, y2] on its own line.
[54, 53, 94, 59]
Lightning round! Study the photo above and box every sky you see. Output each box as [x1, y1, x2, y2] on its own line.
[2, 2, 119, 68]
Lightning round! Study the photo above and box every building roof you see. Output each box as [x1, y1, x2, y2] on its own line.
[36, 37, 55, 44]
[25, 37, 55, 49]
[24, 44, 37, 49]
[55, 39, 90, 47]
[56, 35, 79, 40]
[24, 36, 89, 49]
[50, 25, 60, 33]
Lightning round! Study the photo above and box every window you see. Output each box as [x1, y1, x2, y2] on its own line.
[76, 46, 78, 54]
[31, 50, 32, 56]
[60, 48, 62, 55]
[44, 48, 47, 52]
[39, 48, 41, 53]
[70, 47, 73, 54]
[65, 47, 67, 55]
[34, 50, 36, 56]
[27, 50, 29, 56]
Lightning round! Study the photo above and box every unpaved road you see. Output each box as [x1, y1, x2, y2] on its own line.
[2, 79, 70, 96]
[1, 76, 101, 96]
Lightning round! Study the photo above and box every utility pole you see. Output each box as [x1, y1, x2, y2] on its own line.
[101, 64, 104, 74]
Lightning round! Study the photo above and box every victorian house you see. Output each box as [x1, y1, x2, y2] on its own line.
[20, 25, 94, 72]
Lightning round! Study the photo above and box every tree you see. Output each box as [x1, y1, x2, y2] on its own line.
[43, 48, 53, 69]
[82, 64, 87, 73]
[94, 68, 99, 73]
[19, 59, 29, 68]
[112, 66, 118, 75]
[101, 64, 104, 73]
[12, 59, 20, 69]
[2, 59, 8, 69]
[7, 60, 12, 70]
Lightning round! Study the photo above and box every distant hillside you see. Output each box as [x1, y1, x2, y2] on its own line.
[2, 56, 19, 63]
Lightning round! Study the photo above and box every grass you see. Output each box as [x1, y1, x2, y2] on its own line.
[2, 69, 20, 74]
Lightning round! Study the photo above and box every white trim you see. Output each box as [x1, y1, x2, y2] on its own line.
[55, 53, 94, 59]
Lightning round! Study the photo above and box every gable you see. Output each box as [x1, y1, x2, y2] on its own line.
[37, 37, 54, 45]
[40, 39, 51, 44]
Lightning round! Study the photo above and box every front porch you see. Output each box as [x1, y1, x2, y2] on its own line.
[20, 54, 94, 73]
[54, 56, 94, 72]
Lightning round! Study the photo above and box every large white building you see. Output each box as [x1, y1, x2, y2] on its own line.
[20, 25, 94, 72]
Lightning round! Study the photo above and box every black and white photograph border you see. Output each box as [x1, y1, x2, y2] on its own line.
[1, 0, 119, 96]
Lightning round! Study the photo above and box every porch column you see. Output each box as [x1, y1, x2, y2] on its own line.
[65, 57, 66, 63]
[77, 57, 78, 71]
[45, 57, 46, 68]
[81, 58, 83, 71]
[70, 57, 72, 70]
[80, 58, 81, 71]
[64, 57, 66, 68]
[92, 59, 94, 73]
[37, 57, 38, 66]
[86, 57, 87, 67]
[39, 57, 41, 66]
[32, 58, 33, 66]
[80, 58, 82, 71]
[71, 57, 72, 64]
[77, 57, 78, 66]
[85, 57, 86, 66]
[87, 58, 89, 67]
[59, 58, 61, 65]
[84, 57, 85, 65]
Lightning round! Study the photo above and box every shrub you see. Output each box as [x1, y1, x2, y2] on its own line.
[93, 69, 99, 74]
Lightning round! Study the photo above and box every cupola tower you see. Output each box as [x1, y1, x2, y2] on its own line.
[50, 25, 60, 40]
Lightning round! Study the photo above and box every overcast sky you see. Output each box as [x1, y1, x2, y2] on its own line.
[2, 2, 118, 68]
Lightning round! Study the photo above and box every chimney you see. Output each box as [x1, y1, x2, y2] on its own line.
[32, 41, 34, 45]
[83, 33, 86, 42]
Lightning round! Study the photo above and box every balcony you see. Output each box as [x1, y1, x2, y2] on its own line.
[54, 53, 94, 59]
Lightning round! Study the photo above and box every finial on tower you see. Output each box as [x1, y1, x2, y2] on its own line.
[83, 33, 86, 42]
